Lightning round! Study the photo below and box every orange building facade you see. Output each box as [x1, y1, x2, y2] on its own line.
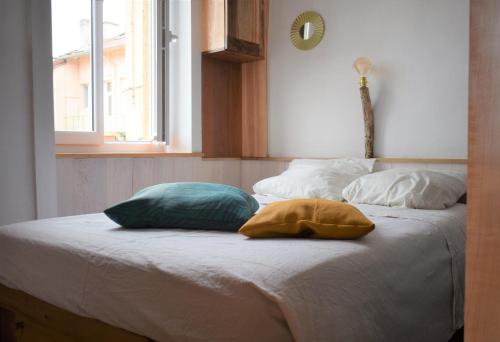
[53, 0, 152, 142]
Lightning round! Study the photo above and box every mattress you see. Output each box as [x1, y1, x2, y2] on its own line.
[0, 198, 465, 342]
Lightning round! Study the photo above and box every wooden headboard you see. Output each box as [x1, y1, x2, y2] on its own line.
[240, 157, 467, 193]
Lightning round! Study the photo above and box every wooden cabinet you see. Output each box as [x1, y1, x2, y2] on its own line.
[201, 0, 268, 158]
[203, 0, 265, 62]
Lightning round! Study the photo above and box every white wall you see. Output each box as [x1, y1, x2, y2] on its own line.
[0, 0, 36, 225]
[31, 0, 58, 221]
[0, 0, 57, 226]
[268, 0, 469, 158]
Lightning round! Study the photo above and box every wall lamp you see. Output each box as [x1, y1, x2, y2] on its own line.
[353, 57, 374, 159]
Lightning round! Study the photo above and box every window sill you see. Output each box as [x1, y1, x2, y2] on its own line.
[56, 152, 204, 159]
[56, 141, 168, 153]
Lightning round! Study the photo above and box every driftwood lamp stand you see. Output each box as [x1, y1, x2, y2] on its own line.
[353, 57, 374, 158]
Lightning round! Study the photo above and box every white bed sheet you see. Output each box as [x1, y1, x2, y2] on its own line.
[0, 198, 465, 342]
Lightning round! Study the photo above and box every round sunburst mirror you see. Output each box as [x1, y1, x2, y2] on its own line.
[290, 11, 325, 50]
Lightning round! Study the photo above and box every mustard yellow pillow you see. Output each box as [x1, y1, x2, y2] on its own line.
[239, 199, 375, 239]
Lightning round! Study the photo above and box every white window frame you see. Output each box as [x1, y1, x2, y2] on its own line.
[54, 0, 169, 148]
[154, 0, 169, 144]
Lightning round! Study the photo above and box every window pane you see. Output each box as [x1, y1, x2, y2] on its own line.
[103, 0, 153, 142]
[52, 0, 93, 132]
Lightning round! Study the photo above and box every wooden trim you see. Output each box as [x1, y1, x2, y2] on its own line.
[226, 36, 261, 57]
[202, 48, 262, 63]
[465, 0, 500, 340]
[202, 157, 242, 160]
[226, 0, 260, 45]
[202, 56, 243, 157]
[55, 142, 167, 154]
[375, 157, 467, 164]
[241, 0, 268, 157]
[56, 152, 204, 159]
[202, 0, 268, 157]
[202, 0, 225, 52]
[0, 283, 149, 341]
[56, 153, 467, 164]
[241, 157, 468, 164]
[202, 1, 264, 63]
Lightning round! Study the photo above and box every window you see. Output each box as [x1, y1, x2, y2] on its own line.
[104, 81, 112, 116]
[51, 0, 170, 146]
[52, 0, 92, 133]
[82, 84, 90, 110]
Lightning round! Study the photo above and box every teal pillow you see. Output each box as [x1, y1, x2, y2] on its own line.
[104, 182, 259, 230]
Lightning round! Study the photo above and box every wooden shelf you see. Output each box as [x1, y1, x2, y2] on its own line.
[202, 0, 269, 158]
[202, 0, 265, 62]
[54, 153, 466, 165]
[203, 37, 263, 63]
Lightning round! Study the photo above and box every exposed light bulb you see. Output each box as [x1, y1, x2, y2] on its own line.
[353, 57, 373, 76]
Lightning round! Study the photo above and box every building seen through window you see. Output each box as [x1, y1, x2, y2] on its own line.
[52, 0, 153, 142]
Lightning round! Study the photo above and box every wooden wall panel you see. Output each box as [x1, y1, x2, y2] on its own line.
[57, 158, 107, 216]
[202, 0, 225, 52]
[132, 158, 157, 193]
[227, 0, 262, 44]
[105, 159, 134, 207]
[56, 159, 75, 217]
[239, 160, 466, 193]
[57, 157, 466, 216]
[193, 158, 241, 184]
[465, 1, 500, 341]
[57, 158, 241, 215]
[241, 61, 268, 157]
[241, 0, 268, 158]
[241, 0, 268, 157]
[374, 162, 466, 173]
[202, 56, 243, 157]
[202, 0, 268, 157]
[240, 160, 288, 193]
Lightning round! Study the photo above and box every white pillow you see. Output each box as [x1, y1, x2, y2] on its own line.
[342, 168, 466, 209]
[253, 158, 375, 200]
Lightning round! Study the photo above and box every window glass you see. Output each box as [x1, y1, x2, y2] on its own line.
[52, 0, 162, 145]
[103, 0, 153, 142]
[82, 84, 90, 110]
[52, 0, 93, 132]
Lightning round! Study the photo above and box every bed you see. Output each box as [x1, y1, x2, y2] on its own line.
[0, 196, 465, 341]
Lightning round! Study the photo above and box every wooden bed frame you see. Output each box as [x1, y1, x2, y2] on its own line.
[0, 282, 464, 341]
[0, 283, 150, 341]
